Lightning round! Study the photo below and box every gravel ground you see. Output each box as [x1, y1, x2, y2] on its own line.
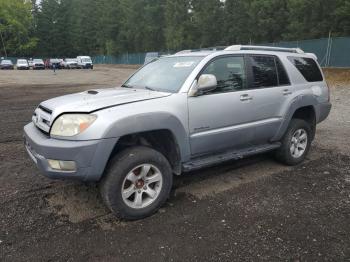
[0, 66, 349, 261]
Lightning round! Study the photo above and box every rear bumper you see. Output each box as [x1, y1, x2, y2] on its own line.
[23, 122, 118, 181]
[316, 102, 332, 123]
[33, 65, 45, 69]
[81, 64, 93, 69]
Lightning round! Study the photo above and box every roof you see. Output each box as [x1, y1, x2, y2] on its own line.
[170, 45, 317, 59]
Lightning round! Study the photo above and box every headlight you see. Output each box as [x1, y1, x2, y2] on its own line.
[50, 114, 97, 137]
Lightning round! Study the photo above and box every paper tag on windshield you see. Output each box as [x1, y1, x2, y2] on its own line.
[173, 61, 194, 68]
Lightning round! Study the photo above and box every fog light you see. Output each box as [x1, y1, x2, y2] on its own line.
[48, 159, 76, 171]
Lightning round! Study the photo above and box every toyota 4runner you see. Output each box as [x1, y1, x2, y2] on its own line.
[24, 45, 332, 220]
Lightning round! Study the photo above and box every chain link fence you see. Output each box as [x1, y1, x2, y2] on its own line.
[91, 36, 350, 67]
[262, 36, 350, 67]
[2, 37, 349, 67]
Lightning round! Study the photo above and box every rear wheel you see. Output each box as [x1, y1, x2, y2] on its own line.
[100, 146, 173, 220]
[275, 119, 312, 165]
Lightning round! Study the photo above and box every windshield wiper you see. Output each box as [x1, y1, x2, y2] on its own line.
[144, 86, 156, 91]
[121, 83, 134, 88]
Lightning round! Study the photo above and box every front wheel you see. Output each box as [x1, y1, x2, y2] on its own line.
[275, 119, 312, 166]
[100, 146, 173, 220]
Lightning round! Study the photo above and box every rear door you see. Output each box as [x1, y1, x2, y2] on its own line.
[245, 54, 292, 145]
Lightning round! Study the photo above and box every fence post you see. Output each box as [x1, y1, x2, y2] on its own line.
[327, 37, 333, 67]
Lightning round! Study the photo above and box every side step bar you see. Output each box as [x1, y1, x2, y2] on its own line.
[182, 143, 281, 172]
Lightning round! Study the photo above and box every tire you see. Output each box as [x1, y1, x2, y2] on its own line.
[100, 146, 173, 220]
[275, 119, 312, 166]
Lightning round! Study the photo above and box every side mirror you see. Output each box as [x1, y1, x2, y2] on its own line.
[188, 74, 217, 97]
[198, 74, 217, 92]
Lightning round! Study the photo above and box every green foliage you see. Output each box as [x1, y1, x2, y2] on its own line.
[1, 0, 350, 57]
[0, 0, 37, 57]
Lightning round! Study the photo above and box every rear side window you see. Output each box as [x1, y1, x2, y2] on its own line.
[249, 56, 278, 88]
[276, 58, 290, 85]
[288, 57, 323, 82]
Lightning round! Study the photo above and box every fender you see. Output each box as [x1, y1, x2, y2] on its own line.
[103, 112, 191, 162]
[272, 94, 318, 141]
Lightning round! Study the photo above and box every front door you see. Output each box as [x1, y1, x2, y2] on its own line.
[188, 55, 256, 156]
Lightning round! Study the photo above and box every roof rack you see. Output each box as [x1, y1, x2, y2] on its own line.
[224, 45, 304, 54]
[175, 46, 227, 55]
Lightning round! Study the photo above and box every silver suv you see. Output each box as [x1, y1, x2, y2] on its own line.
[24, 45, 331, 220]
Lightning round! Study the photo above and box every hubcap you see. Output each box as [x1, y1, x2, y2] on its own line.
[121, 164, 163, 209]
[290, 128, 308, 158]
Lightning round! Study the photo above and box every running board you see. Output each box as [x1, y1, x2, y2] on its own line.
[182, 143, 281, 172]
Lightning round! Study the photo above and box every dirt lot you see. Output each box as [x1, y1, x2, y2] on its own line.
[0, 66, 349, 261]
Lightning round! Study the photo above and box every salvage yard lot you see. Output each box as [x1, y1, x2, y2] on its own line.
[0, 66, 349, 261]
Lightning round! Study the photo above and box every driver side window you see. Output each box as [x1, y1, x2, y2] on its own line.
[201, 56, 247, 94]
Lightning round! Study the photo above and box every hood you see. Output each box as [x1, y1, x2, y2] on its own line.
[40, 87, 171, 115]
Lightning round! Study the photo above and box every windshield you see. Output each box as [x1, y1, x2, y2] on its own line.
[82, 58, 92, 63]
[33, 59, 43, 63]
[123, 56, 204, 93]
[17, 60, 27, 64]
[1, 60, 12, 65]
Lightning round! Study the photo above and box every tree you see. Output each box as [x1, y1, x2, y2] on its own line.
[246, 0, 289, 43]
[6, 0, 349, 57]
[191, 0, 225, 47]
[0, 0, 37, 57]
[164, 0, 195, 50]
[223, 0, 252, 44]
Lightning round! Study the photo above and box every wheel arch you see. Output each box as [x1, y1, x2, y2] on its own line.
[273, 96, 318, 141]
[108, 129, 183, 176]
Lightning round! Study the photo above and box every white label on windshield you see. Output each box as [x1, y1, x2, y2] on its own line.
[173, 61, 194, 68]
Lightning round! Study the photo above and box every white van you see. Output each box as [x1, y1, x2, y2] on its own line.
[77, 56, 93, 69]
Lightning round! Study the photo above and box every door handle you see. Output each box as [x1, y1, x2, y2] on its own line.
[283, 89, 292, 95]
[240, 94, 253, 101]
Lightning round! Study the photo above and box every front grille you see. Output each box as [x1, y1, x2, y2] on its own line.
[33, 105, 53, 134]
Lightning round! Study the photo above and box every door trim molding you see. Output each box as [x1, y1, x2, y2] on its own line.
[190, 117, 282, 138]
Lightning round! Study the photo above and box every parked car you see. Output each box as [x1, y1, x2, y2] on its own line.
[62, 58, 78, 69]
[77, 56, 93, 69]
[144, 52, 160, 65]
[24, 45, 331, 220]
[32, 59, 45, 70]
[16, 59, 29, 70]
[0, 59, 14, 70]
[48, 58, 62, 69]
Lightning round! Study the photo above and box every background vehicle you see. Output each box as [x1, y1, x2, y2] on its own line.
[77, 56, 93, 69]
[32, 59, 45, 70]
[62, 58, 78, 69]
[16, 59, 29, 70]
[24, 45, 331, 220]
[47, 58, 62, 69]
[0, 59, 14, 70]
[144, 52, 160, 64]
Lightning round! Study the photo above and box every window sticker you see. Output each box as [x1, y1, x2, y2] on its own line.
[173, 61, 195, 68]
